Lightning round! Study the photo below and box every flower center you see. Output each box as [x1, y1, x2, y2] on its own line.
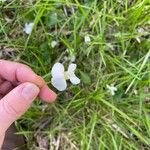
[64, 71, 69, 80]
[64, 71, 74, 80]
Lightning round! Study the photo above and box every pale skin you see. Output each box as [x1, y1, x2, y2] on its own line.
[0, 60, 57, 148]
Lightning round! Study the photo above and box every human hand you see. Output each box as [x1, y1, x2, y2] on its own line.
[0, 60, 57, 148]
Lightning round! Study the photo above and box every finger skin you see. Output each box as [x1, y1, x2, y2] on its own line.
[39, 85, 57, 102]
[0, 60, 57, 102]
[0, 78, 3, 84]
[0, 81, 13, 95]
[0, 134, 5, 149]
[0, 60, 45, 88]
[0, 82, 39, 132]
[0, 94, 3, 99]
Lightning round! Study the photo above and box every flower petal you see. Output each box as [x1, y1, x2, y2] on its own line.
[84, 35, 91, 43]
[106, 84, 117, 96]
[68, 63, 76, 73]
[51, 63, 64, 78]
[70, 75, 80, 85]
[51, 77, 67, 91]
[51, 41, 57, 48]
[23, 22, 34, 34]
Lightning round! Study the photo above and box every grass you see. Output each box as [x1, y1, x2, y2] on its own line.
[0, 0, 150, 149]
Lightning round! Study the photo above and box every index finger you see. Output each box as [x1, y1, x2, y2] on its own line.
[0, 60, 45, 88]
[0, 60, 57, 102]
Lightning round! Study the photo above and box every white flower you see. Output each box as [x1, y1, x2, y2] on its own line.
[106, 84, 117, 96]
[70, 55, 76, 62]
[64, 55, 76, 62]
[51, 63, 80, 91]
[137, 27, 144, 33]
[23, 22, 34, 34]
[133, 89, 138, 95]
[117, 0, 123, 5]
[51, 41, 57, 48]
[84, 35, 91, 43]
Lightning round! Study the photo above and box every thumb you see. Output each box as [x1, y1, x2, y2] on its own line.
[0, 82, 39, 132]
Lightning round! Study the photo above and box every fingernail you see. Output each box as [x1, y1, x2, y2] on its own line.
[21, 83, 40, 101]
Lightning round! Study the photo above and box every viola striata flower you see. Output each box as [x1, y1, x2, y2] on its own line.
[70, 55, 76, 62]
[51, 63, 80, 91]
[84, 35, 91, 43]
[64, 55, 76, 62]
[51, 40, 58, 48]
[23, 22, 34, 34]
[106, 84, 117, 96]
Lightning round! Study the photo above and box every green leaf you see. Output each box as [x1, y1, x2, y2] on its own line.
[80, 71, 91, 85]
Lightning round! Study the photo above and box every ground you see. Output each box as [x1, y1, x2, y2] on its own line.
[0, 0, 150, 149]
